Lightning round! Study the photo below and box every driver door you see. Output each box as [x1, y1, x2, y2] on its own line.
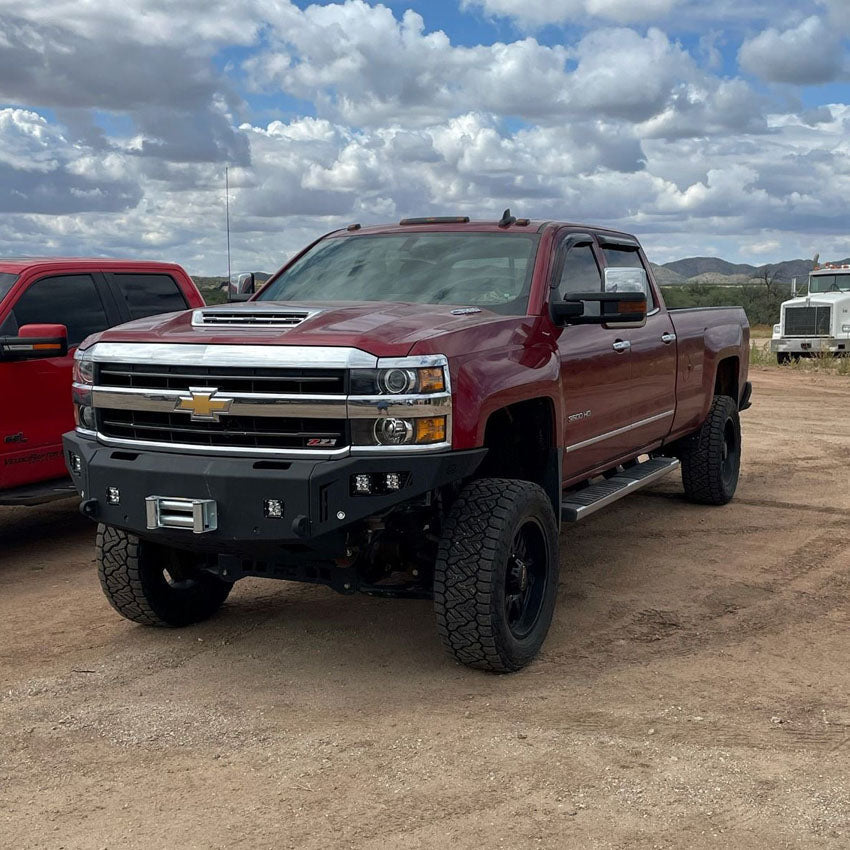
[552, 235, 635, 482]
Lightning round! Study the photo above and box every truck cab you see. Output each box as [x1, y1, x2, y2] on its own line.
[0, 259, 204, 505]
[771, 264, 850, 363]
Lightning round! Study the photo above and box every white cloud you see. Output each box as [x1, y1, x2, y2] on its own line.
[463, 0, 680, 26]
[739, 15, 848, 84]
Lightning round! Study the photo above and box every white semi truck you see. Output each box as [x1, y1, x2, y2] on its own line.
[771, 263, 850, 363]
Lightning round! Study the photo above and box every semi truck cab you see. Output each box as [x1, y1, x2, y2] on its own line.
[771, 264, 850, 363]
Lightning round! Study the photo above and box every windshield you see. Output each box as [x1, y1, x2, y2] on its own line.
[809, 273, 850, 293]
[258, 233, 540, 315]
[0, 272, 19, 302]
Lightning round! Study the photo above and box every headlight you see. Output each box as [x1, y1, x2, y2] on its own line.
[351, 416, 448, 447]
[842, 324, 850, 333]
[773, 324, 781, 335]
[73, 350, 95, 384]
[351, 366, 446, 395]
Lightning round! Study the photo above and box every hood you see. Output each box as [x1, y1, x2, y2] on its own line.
[782, 292, 850, 308]
[82, 301, 526, 358]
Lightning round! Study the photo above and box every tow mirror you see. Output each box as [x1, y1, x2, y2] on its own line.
[551, 292, 647, 327]
[551, 267, 649, 328]
[228, 272, 255, 302]
[0, 323, 69, 361]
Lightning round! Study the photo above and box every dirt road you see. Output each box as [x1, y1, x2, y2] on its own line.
[2, 368, 848, 849]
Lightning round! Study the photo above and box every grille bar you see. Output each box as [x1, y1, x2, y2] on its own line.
[96, 362, 347, 395]
[99, 409, 348, 450]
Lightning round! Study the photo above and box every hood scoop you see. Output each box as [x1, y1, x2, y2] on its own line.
[191, 307, 320, 328]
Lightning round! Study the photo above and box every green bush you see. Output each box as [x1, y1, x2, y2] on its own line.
[661, 283, 787, 326]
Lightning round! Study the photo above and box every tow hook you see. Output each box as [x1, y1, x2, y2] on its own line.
[80, 498, 100, 519]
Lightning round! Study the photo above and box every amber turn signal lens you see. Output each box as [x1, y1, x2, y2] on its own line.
[618, 299, 646, 314]
[418, 367, 446, 393]
[414, 416, 447, 444]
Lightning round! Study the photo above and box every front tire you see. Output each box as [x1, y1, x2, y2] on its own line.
[96, 524, 232, 627]
[678, 395, 741, 505]
[433, 479, 559, 673]
[776, 352, 790, 365]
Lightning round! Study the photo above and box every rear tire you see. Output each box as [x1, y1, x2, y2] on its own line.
[433, 479, 559, 673]
[96, 524, 232, 626]
[678, 395, 741, 506]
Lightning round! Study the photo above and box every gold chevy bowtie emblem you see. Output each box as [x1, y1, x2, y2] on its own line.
[174, 388, 234, 422]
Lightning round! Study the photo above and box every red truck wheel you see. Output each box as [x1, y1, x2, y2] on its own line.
[96, 524, 232, 627]
[678, 395, 741, 506]
[433, 478, 559, 673]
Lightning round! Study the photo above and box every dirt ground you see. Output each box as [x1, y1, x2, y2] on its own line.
[1, 368, 848, 849]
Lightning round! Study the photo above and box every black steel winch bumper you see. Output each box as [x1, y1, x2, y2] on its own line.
[62, 431, 485, 552]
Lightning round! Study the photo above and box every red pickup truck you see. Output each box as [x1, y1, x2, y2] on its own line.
[64, 216, 751, 672]
[0, 259, 204, 506]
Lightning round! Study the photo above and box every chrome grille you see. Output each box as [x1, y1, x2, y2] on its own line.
[784, 306, 831, 337]
[96, 362, 346, 395]
[98, 409, 348, 450]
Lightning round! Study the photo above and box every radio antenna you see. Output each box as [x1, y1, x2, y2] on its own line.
[225, 166, 232, 282]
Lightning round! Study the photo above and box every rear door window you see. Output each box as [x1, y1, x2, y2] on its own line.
[109, 273, 188, 320]
[1, 274, 110, 346]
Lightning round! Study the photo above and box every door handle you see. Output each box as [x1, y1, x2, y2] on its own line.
[612, 340, 631, 352]
[661, 332, 677, 344]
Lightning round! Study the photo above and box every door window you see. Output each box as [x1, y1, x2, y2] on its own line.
[602, 246, 655, 310]
[2, 274, 109, 346]
[557, 243, 602, 317]
[558, 243, 601, 298]
[111, 273, 188, 320]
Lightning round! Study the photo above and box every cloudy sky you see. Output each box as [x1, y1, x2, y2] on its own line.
[1, 0, 848, 275]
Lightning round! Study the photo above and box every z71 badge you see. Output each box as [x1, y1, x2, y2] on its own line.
[306, 438, 338, 447]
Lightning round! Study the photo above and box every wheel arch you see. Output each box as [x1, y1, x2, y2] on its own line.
[475, 397, 561, 516]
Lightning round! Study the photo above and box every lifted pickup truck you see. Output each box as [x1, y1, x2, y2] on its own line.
[0, 258, 204, 506]
[64, 216, 751, 672]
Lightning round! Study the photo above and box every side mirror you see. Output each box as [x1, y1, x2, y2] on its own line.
[228, 272, 255, 302]
[0, 323, 69, 360]
[551, 292, 647, 327]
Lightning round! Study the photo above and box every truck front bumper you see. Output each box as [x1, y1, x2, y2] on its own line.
[770, 337, 849, 354]
[62, 431, 485, 551]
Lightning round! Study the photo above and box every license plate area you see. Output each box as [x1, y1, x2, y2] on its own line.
[145, 496, 218, 534]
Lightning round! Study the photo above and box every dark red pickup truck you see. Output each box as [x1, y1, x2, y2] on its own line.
[64, 216, 751, 672]
[0, 259, 204, 506]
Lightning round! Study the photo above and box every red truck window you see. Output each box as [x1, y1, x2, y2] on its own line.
[0, 272, 18, 301]
[558, 244, 601, 297]
[2, 274, 109, 346]
[110, 273, 189, 320]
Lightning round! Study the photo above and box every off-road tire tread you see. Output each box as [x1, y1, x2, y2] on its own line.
[96, 524, 230, 627]
[679, 395, 740, 506]
[433, 478, 558, 673]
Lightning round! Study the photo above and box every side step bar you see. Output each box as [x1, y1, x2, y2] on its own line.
[561, 457, 680, 522]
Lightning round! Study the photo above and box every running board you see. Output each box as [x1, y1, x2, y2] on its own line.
[561, 457, 680, 522]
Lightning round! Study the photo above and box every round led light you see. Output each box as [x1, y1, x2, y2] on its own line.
[78, 405, 96, 430]
[374, 417, 414, 445]
[380, 368, 416, 394]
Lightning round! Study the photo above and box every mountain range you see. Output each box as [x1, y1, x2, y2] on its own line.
[650, 257, 850, 286]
